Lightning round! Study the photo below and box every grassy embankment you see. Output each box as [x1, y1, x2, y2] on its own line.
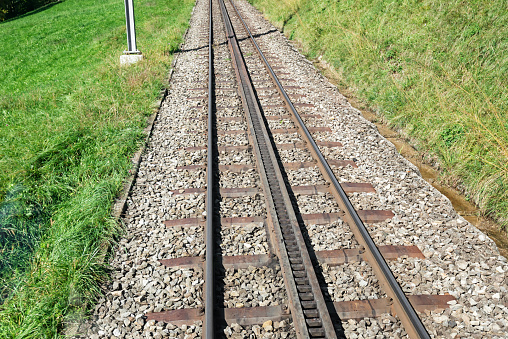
[0, 0, 193, 336]
[249, 0, 508, 226]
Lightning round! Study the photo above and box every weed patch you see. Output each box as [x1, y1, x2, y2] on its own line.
[441, 125, 465, 147]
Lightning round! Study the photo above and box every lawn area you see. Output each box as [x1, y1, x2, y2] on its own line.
[0, 0, 194, 336]
[249, 0, 508, 227]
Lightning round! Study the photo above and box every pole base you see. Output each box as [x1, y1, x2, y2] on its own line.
[120, 53, 143, 66]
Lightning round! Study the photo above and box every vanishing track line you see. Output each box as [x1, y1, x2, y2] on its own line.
[144, 0, 457, 337]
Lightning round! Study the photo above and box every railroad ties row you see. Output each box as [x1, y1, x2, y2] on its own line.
[143, 0, 452, 337]
[144, 0, 292, 336]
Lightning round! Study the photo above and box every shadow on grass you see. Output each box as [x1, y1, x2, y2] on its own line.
[1, 0, 64, 24]
[176, 28, 278, 54]
[0, 184, 46, 304]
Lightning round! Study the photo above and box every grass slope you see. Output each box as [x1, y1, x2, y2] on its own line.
[0, 0, 193, 336]
[249, 0, 508, 226]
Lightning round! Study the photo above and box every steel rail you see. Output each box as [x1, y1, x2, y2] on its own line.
[205, 0, 215, 336]
[227, 1, 431, 338]
[217, 0, 337, 337]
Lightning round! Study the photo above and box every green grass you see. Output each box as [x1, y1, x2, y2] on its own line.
[0, 0, 194, 336]
[249, 0, 508, 226]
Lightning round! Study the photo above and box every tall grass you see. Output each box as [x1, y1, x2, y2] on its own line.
[250, 0, 508, 226]
[0, 0, 194, 336]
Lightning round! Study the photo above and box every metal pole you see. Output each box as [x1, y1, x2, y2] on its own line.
[124, 0, 140, 54]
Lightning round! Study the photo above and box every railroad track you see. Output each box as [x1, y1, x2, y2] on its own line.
[139, 0, 458, 337]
